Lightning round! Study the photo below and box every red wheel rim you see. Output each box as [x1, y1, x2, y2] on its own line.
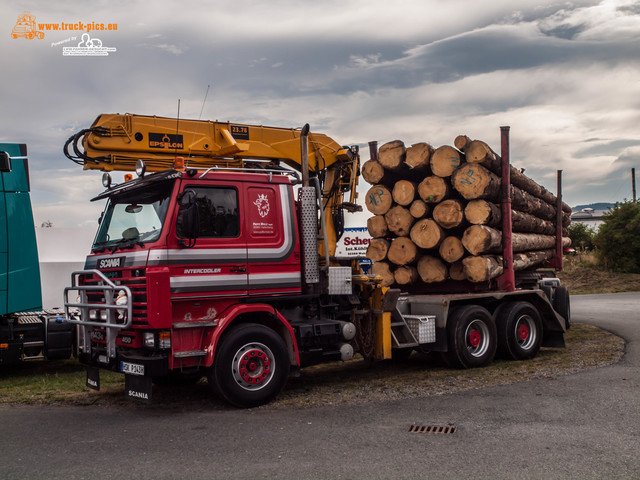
[238, 349, 271, 385]
[518, 324, 530, 341]
[469, 329, 481, 348]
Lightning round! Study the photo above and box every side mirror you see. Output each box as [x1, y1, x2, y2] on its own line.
[177, 190, 199, 248]
[0, 152, 11, 172]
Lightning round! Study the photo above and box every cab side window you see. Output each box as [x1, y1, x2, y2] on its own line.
[177, 187, 239, 238]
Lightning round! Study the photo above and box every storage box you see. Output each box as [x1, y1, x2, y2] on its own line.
[404, 314, 436, 344]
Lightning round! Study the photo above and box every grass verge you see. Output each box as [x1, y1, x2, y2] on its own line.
[558, 253, 640, 294]
[0, 323, 624, 410]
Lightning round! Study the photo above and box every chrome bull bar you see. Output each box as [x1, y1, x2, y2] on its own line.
[64, 269, 133, 360]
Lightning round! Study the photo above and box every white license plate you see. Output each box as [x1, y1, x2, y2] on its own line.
[120, 361, 144, 376]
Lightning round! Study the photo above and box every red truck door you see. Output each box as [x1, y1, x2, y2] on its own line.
[170, 182, 248, 298]
[245, 183, 301, 297]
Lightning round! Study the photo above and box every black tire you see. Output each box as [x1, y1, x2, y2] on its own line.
[553, 285, 571, 329]
[208, 323, 289, 408]
[494, 302, 543, 360]
[444, 305, 497, 369]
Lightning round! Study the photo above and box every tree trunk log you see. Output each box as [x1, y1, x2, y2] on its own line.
[391, 180, 417, 206]
[462, 249, 557, 283]
[394, 265, 419, 285]
[409, 199, 429, 219]
[367, 215, 388, 238]
[418, 176, 450, 203]
[387, 237, 418, 265]
[465, 199, 559, 235]
[384, 205, 414, 236]
[462, 225, 503, 256]
[378, 140, 406, 171]
[449, 261, 466, 281]
[430, 145, 463, 178]
[464, 140, 571, 214]
[365, 185, 393, 215]
[371, 261, 394, 287]
[366, 238, 389, 262]
[361, 159, 386, 185]
[417, 256, 448, 283]
[463, 225, 571, 255]
[439, 236, 465, 263]
[454, 135, 471, 151]
[462, 255, 503, 283]
[452, 164, 558, 220]
[405, 142, 433, 171]
[433, 199, 466, 229]
[410, 219, 444, 249]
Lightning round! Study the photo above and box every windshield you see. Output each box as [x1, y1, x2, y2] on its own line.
[93, 181, 173, 251]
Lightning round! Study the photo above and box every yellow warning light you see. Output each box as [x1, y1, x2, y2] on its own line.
[174, 156, 186, 171]
[0, 343, 8, 349]
[124, 174, 133, 182]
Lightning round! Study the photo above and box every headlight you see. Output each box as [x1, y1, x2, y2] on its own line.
[143, 332, 155, 348]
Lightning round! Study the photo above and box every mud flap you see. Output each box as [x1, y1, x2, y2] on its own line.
[125, 374, 152, 404]
[86, 367, 100, 390]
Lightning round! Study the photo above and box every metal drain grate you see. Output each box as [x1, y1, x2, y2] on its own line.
[408, 424, 456, 434]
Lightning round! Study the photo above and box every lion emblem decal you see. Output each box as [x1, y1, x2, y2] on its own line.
[254, 194, 270, 218]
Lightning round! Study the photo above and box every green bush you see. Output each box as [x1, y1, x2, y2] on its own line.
[594, 201, 640, 273]
[568, 222, 596, 251]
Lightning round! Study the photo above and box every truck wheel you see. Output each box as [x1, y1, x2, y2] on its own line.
[494, 302, 542, 360]
[553, 286, 571, 329]
[209, 323, 289, 408]
[444, 305, 496, 369]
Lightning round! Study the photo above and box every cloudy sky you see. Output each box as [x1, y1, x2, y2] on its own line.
[2, 0, 640, 229]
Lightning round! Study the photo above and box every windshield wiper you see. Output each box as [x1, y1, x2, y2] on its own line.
[109, 238, 144, 253]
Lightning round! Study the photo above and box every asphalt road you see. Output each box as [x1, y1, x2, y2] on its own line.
[2, 293, 639, 480]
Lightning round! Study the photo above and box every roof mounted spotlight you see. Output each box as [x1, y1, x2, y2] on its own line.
[135, 159, 146, 177]
[102, 172, 112, 189]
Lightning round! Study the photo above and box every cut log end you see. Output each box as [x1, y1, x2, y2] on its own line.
[365, 185, 393, 215]
[417, 256, 448, 283]
[430, 145, 462, 178]
[387, 237, 418, 266]
[371, 261, 394, 287]
[378, 140, 406, 171]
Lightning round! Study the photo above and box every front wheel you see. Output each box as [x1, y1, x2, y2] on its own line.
[444, 305, 497, 369]
[208, 323, 289, 408]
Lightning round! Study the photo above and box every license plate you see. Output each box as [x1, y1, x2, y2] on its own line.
[120, 361, 144, 376]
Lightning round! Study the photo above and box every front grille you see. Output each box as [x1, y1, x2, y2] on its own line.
[80, 269, 148, 327]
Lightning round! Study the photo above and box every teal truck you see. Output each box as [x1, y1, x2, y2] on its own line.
[0, 143, 74, 364]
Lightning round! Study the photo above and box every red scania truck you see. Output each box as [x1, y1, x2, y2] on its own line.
[63, 114, 569, 407]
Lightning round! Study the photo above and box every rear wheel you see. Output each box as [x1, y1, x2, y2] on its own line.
[444, 305, 496, 369]
[494, 302, 542, 360]
[208, 323, 289, 408]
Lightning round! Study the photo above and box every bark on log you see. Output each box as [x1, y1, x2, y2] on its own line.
[394, 265, 419, 285]
[384, 205, 414, 237]
[405, 142, 433, 171]
[465, 199, 559, 235]
[464, 140, 571, 214]
[392, 180, 417, 206]
[462, 225, 571, 255]
[439, 236, 465, 263]
[449, 261, 467, 281]
[462, 249, 557, 283]
[454, 135, 471, 152]
[452, 164, 558, 220]
[417, 256, 448, 283]
[418, 176, 449, 203]
[409, 199, 429, 219]
[371, 261, 394, 287]
[462, 255, 503, 283]
[430, 145, 463, 178]
[387, 237, 418, 266]
[361, 159, 385, 185]
[433, 199, 465, 229]
[378, 140, 406, 171]
[365, 185, 393, 215]
[410, 219, 444, 249]
[367, 215, 388, 238]
[366, 238, 389, 262]
[462, 225, 502, 256]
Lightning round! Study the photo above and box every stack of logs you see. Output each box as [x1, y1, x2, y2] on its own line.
[364, 136, 571, 287]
